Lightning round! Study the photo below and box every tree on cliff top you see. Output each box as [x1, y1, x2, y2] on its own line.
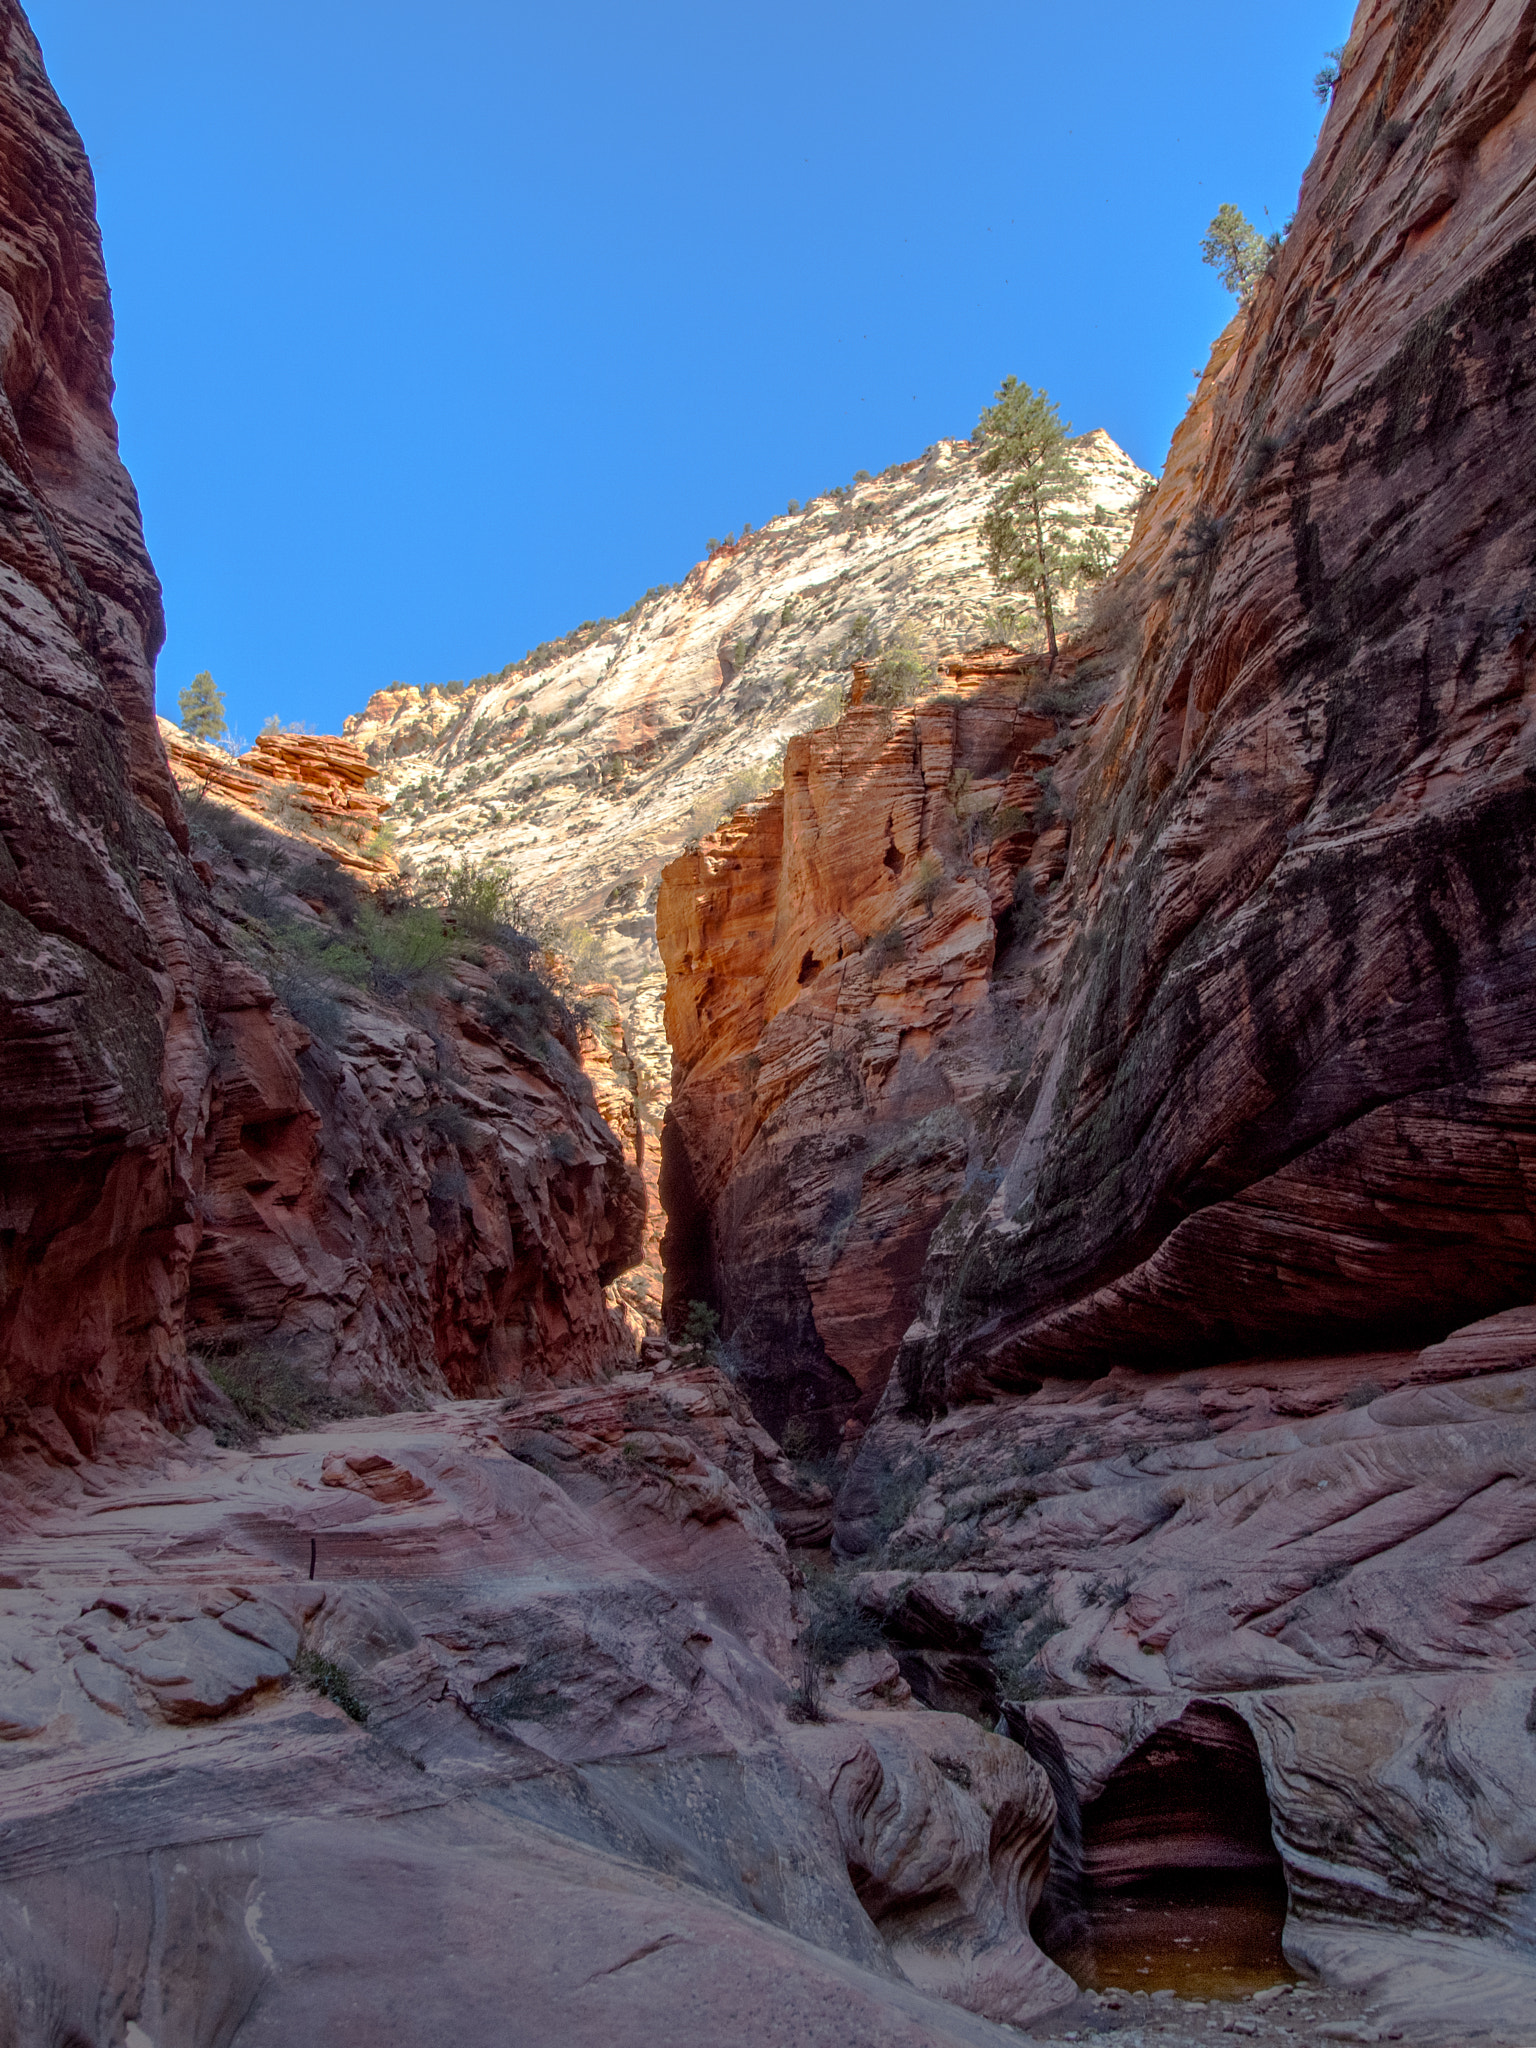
[1200, 204, 1274, 302]
[179, 670, 228, 746]
[976, 378, 1108, 668]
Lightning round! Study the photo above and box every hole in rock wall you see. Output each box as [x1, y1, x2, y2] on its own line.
[1034, 1702, 1296, 2000]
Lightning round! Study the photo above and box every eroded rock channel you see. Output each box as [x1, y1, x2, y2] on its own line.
[4, 0, 1536, 2041]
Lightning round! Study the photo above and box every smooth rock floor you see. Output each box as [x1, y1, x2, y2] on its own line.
[1024, 1980, 1523, 2046]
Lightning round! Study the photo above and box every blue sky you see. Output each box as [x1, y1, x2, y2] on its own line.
[28, 0, 1354, 742]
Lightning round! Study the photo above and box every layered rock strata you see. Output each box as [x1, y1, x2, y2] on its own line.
[658, 0, 1536, 2026]
[161, 721, 393, 872]
[0, 0, 640, 1448]
[0, 1369, 1074, 2044]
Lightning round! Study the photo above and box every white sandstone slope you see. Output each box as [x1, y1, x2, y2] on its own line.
[344, 432, 1150, 1121]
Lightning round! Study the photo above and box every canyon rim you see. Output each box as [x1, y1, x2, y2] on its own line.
[3, 2, 1536, 2046]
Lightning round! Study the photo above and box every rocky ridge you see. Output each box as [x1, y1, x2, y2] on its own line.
[343, 430, 1150, 1153]
[160, 720, 393, 872]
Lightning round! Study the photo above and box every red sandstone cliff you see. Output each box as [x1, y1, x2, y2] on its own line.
[654, 7, 1536, 2018]
[0, 0, 642, 1449]
[660, 0, 1536, 1432]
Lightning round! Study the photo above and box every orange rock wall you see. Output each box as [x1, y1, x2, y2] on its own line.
[660, 0, 1536, 1438]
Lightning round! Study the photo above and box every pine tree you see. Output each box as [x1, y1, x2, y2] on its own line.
[975, 378, 1104, 667]
[1200, 205, 1274, 302]
[178, 670, 227, 746]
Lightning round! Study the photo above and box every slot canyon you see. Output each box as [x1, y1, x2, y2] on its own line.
[1, 0, 1535, 2043]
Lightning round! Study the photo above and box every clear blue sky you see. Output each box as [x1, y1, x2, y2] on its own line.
[28, 0, 1354, 743]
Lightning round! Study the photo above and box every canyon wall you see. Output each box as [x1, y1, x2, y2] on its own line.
[661, 0, 1536, 1430]
[345, 427, 1149, 1323]
[0, 0, 642, 1451]
[657, 0, 1536, 2023]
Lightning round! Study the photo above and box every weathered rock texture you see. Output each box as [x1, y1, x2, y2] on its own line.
[658, 650, 1102, 1438]
[0, 1373, 1072, 2045]
[661, 0, 1536, 1421]
[344, 428, 1149, 1323]
[658, 0, 1536, 2028]
[0, 0, 640, 1449]
[161, 720, 393, 872]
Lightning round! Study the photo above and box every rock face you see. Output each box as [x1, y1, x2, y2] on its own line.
[161, 721, 393, 871]
[658, 0, 1536, 2029]
[0, 0, 641, 1448]
[344, 429, 1150, 1323]
[661, 0, 1536, 1420]
[658, 650, 1098, 1439]
[0, 1372, 1071, 2045]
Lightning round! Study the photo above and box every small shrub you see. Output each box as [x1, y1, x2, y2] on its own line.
[989, 1601, 1065, 1697]
[197, 1342, 369, 1440]
[550, 1131, 579, 1164]
[800, 1571, 887, 1669]
[421, 1101, 475, 1147]
[979, 603, 1027, 646]
[678, 1299, 720, 1367]
[872, 1451, 938, 1542]
[785, 1659, 826, 1723]
[780, 1418, 815, 1461]
[272, 969, 347, 1048]
[439, 857, 518, 938]
[865, 921, 906, 973]
[913, 853, 944, 913]
[1170, 506, 1226, 579]
[866, 646, 931, 707]
[1344, 1380, 1384, 1410]
[294, 1647, 368, 1723]
[428, 1165, 469, 1208]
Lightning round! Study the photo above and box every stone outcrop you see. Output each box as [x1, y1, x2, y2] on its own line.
[657, 0, 1536, 2029]
[0, 0, 641, 1449]
[161, 721, 393, 872]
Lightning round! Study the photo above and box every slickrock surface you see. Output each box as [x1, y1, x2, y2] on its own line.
[344, 432, 1149, 1175]
[657, 0, 1536, 2031]
[0, 1370, 1073, 2045]
[161, 720, 393, 872]
[835, 1312, 1536, 2041]
[0, 0, 640, 1445]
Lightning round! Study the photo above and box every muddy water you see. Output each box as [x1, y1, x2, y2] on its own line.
[1050, 1876, 1298, 2000]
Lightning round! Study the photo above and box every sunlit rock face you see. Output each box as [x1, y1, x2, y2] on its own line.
[656, 1, 1536, 2031]
[346, 432, 1149, 1326]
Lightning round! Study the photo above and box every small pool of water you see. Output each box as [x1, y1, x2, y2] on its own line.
[1050, 1877, 1299, 2001]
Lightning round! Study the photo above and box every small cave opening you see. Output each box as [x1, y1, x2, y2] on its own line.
[1027, 1701, 1296, 2001]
